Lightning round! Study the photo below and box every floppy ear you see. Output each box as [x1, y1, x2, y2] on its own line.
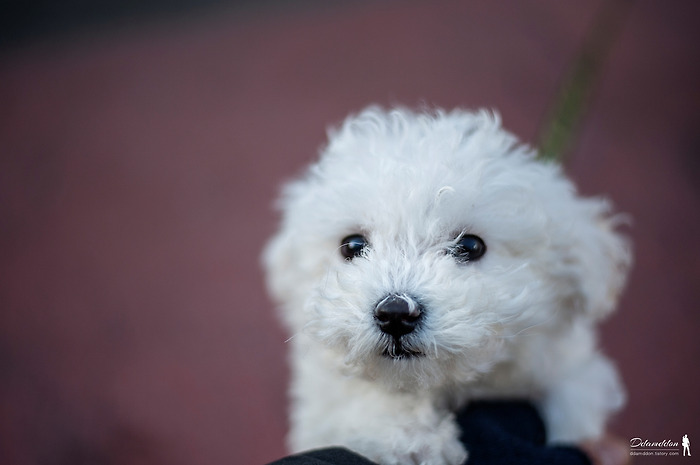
[263, 228, 292, 305]
[564, 198, 632, 320]
[262, 173, 329, 332]
[262, 226, 312, 333]
[262, 173, 310, 309]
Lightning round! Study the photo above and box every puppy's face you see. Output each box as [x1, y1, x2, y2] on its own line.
[265, 108, 629, 389]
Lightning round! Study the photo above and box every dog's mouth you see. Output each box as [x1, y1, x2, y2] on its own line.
[381, 338, 424, 360]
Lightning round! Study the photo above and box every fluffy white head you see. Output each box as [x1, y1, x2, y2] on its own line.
[264, 107, 630, 390]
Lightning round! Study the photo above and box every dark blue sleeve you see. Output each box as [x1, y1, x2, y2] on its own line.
[457, 401, 591, 465]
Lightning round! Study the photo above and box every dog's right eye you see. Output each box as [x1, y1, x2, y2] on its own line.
[449, 234, 487, 263]
[340, 234, 368, 261]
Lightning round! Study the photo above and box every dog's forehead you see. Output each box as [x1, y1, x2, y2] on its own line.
[283, 108, 570, 245]
[306, 150, 539, 248]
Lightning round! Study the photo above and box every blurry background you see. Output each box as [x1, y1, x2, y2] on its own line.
[1, 0, 698, 464]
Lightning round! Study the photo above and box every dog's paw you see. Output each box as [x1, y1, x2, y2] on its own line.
[359, 416, 468, 465]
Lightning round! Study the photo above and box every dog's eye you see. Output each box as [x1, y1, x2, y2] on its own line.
[340, 234, 368, 261]
[450, 234, 486, 263]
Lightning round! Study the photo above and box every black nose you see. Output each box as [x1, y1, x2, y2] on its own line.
[374, 295, 422, 338]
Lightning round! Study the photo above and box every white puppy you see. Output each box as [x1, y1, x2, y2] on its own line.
[264, 107, 630, 465]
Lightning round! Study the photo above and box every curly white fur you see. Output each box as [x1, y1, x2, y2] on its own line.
[264, 107, 631, 465]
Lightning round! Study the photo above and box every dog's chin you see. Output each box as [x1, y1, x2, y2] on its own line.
[377, 334, 427, 361]
[362, 333, 498, 389]
[380, 339, 424, 360]
[369, 344, 470, 390]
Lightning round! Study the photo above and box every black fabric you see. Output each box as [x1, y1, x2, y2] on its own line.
[266, 401, 592, 465]
[268, 447, 376, 465]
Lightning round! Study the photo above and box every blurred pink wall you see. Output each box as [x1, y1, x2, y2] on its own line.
[1, 1, 698, 463]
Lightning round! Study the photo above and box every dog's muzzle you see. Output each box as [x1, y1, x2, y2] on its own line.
[374, 294, 423, 338]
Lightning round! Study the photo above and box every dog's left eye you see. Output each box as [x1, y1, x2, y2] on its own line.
[450, 234, 486, 263]
[340, 234, 368, 261]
